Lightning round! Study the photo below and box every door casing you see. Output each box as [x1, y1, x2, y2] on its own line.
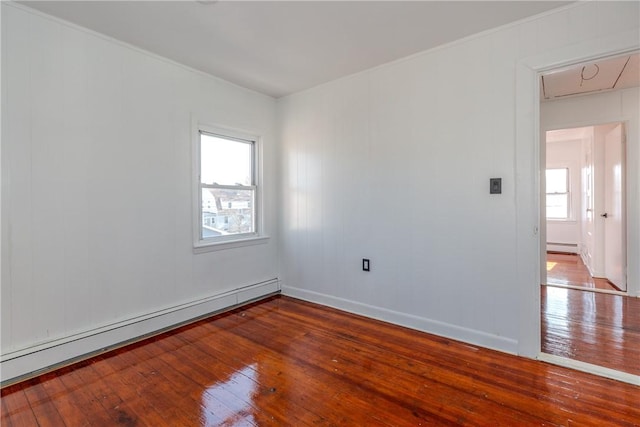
[514, 28, 638, 383]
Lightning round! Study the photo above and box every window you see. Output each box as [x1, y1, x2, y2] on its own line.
[546, 168, 570, 219]
[194, 123, 264, 250]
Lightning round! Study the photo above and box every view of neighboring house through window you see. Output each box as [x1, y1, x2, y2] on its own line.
[546, 168, 570, 219]
[199, 130, 256, 242]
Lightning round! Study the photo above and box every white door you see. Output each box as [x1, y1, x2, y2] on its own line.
[602, 124, 626, 290]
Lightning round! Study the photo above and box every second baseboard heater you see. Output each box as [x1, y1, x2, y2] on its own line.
[547, 242, 578, 253]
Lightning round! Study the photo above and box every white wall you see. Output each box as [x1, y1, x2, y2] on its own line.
[542, 89, 639, 296]
[546, 138, 582, 252]
[1, 3, 278, 381]
[278, 0, 640, 355]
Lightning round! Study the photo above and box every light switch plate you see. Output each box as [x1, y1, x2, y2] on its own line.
[490, 178, 502, 194]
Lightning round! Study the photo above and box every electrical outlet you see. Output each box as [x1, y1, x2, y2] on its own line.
[362, 259, 370, 271]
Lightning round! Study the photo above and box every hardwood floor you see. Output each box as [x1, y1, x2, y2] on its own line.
[3, 295, 639, 426]
[543, 251, 639, 375]
[546, 252, 619, 291]
[541, 285, 640, 376]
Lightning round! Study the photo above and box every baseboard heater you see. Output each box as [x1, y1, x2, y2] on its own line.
[0, 279, 280, 387]
[547, 242, 578, 253]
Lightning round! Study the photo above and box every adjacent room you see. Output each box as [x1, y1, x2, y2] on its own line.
[2, 1, 639, 425]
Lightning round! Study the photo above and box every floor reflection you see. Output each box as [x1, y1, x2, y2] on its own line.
[201, 364, 257, 426]
[541, 285, 639, 375]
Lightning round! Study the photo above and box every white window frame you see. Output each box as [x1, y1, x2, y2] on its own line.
[545, 167, 571, 221]
[192, 120, 268, 252]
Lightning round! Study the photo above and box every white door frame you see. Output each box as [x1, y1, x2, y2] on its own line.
[515, 29, 639, 384]
[541, 121, 628, 296]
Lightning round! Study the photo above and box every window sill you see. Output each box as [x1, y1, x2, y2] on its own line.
[193, 235, 270, 253]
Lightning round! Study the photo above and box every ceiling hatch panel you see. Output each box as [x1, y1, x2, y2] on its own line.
[542, 53, 639, 101]
[615, 54, 640, 89]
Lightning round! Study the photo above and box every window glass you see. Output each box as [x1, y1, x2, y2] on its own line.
[546, 168, 569, 219]
[200, 133, 252, 186]
[546, 194, 568, 219]
[201, 188, 254, 238]
[546, 168, 568, 194]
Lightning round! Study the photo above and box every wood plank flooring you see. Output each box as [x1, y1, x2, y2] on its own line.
[546, 252, 619, 291]
[541, 285, 640, 376]
[3, 295, 639, 426]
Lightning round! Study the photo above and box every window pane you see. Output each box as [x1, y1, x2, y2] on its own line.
[546, 194, 568, 219]
[202, 188, 254, 237]
[546, 168, 568, 193]
[201, 133, 252, 186]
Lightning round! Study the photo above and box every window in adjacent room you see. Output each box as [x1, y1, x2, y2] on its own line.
[545, 168, 570, 220]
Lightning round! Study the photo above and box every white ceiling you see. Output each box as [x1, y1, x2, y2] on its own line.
[20, 0, 571, 98]
[546, 126, 591, 143]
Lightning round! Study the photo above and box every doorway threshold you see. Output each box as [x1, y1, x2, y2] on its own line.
[542, 283, 628, 296]
[537, 353, 640, 386]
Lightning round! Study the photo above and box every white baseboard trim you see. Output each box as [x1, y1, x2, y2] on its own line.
[1, 279, 280, 385]
[281, 285, 518, 355]
[538, 353, 640, 386]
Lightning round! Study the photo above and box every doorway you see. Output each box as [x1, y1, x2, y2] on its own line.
[538, 53, 639, 378]
[544, 123, 627, 293]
